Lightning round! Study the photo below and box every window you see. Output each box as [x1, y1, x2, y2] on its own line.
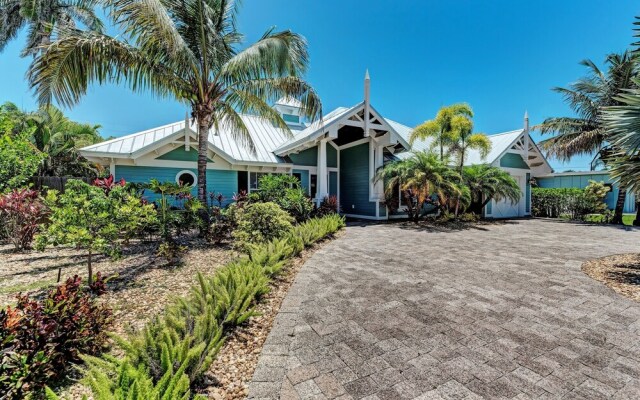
[237, 171, 248, 193]
[176, 170, 196, 187]
[310, 174, 317, 198]
[282, 113, 300, 124]
[249, 172, 268, 191]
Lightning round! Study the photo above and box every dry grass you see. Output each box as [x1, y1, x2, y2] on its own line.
[0, 236, 233, 335]
[582, 253, 640, 302]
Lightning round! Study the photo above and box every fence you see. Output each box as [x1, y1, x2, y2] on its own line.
[30, 176, 93, 193]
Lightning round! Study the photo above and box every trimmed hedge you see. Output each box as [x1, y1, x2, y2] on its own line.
[531, 186, 606, 220]
[80, 214, 345, 399]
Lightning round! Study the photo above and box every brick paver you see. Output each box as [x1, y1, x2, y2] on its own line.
[248, 219, 640, 399]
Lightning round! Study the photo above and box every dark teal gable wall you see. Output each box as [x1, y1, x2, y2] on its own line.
[329, 171, 338, 197]
[116, 166, 237, 206]
[340, 143, 376, 216]
[288, 145, 337, 168]
[500, 153, 529, 169]
[289, 147, 317, 166]
[156, 147, 213, 162]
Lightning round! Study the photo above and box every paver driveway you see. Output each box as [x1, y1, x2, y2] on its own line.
[248, 219, 640, 399]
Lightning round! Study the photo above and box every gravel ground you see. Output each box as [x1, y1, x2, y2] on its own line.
[583, 253, 640, 303]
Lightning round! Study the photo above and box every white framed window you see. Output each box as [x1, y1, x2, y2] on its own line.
[176, 170, 197, 187]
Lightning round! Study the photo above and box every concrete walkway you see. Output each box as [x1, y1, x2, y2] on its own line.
[248, 219, 640, 399]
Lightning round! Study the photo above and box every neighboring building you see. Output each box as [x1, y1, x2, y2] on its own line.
[80, 74, 552, 220]
[535, 171, 636, 213]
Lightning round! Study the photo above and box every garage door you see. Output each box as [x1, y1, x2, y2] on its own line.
[492, 175, 521, 218]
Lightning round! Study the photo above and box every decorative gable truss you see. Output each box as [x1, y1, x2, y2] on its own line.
[496, 130, 552, 176]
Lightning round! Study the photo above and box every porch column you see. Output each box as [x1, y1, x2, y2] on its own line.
[374, 143, 385, 200]
[317, 138, 329, 205]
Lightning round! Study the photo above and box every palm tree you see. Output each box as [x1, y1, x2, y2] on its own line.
[535, 51, 639, 224]
[375, 151, 462, 222]
[462, 164, 521, 215]
[0, 0, 103, 56]
[27, 0, 322, 203]
[448, 114, 491, 174]
[410, 103, 473, 161]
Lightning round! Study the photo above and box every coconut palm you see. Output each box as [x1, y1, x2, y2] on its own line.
[27, 0, 322, 203]
[410, 103, 473, 161]
[0, 0, 103, 56]
[375, 151, 463, 221]
[535, 51, 640, 224]
[462, 164, 521, 215]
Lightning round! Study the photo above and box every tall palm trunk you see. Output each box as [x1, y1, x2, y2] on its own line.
[197, 117, 210, 204]
[634, 200, 640, 226]
[612, 185, 627, 224]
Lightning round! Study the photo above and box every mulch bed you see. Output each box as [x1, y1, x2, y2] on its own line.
[582, 253, 640, 302]
[200, 231, 345, 400]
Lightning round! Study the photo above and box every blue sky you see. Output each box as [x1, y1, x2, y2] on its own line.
[1, 0, 638, 171]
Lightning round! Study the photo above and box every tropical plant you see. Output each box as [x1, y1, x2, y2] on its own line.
[93, 174, 125, 194]
[535, 51, 640, 224]
[0, 188, 48, 250]
[0, 274, 111, 399]
[531, 187, 607, 220]
[448, 112, 491, 173]
[462, 164, 521, 215]
[252, 174, 314, 221]
[233, 202, 294, 246]
[410, 104, 474, 161]
[0, 132, 44, 193]
[35, 180, 156, 283]
[0, 0, 103, 56]
[147, 179, 192, 261]
[375, 151, 463, 222]
[315, 195, 339, 217]
[28, 0, 322, 204]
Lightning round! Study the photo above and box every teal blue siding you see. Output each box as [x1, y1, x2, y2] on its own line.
[156, 147, 212, 162]
[526, 173, 531, 213]
[292, 169, 310, 195]
[500, 153, 529, 169]
[536, 172, 615, 209]
[327, 145, 338, 168]
[116, 166, 237, 206]
[289, 147, 317, 166]
[340, 143, 376, 216]
[329, 171, 338, 197]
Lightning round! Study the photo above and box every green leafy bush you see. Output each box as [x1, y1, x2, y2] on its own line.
[36, 180, 157, 282]
[0, 275, 111, 399]
[233, 202, 294, 246]
[252, 174, 314, 221]
[80, 214, 344, 399]
[532, 182, 609, 220]
[0, 133, 45, 193]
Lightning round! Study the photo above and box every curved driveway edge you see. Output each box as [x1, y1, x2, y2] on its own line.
[248, 219, 640, 399]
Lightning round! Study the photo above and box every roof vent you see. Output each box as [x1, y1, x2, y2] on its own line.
[274, 97, 303, 126]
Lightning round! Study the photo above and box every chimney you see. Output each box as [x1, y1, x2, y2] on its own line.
[364, 69, 370, 137]
[523, 110, 530, 165]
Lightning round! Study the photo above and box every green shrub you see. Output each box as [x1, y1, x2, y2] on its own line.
[0, 132, 45, 193]
[233, 202, 293, 246]
[458, 212, 479, 222]
[532, 183, 609, 220]
[253, 174, 314, 221]
[0, 275, 111, 399]
[36, 180, 157, 283]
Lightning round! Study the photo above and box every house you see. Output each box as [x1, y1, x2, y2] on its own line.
[79, 73, 552, 220]
[535, 171, 636, 213]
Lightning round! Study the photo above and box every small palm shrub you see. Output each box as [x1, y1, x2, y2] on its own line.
[0, 275, 111, 399]
[0, 188, 48, 250]
[233, 202, 294, 246]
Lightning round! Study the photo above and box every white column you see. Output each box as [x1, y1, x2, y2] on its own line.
[375, 144, 384, 200]
[317, 138, 328, 205]
[368, 139, 375, 199]
[110, 159, 116, 179]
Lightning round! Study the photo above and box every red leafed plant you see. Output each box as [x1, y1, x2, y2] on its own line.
[0, 274, 111, 398]
[315, 195, 340, 217]
[93, 174, 126, 194]
[0, 189, 48, 250]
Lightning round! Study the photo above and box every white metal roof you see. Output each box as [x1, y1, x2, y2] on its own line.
[388, 120, 525, 165]
[275, 97, 303, 108]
